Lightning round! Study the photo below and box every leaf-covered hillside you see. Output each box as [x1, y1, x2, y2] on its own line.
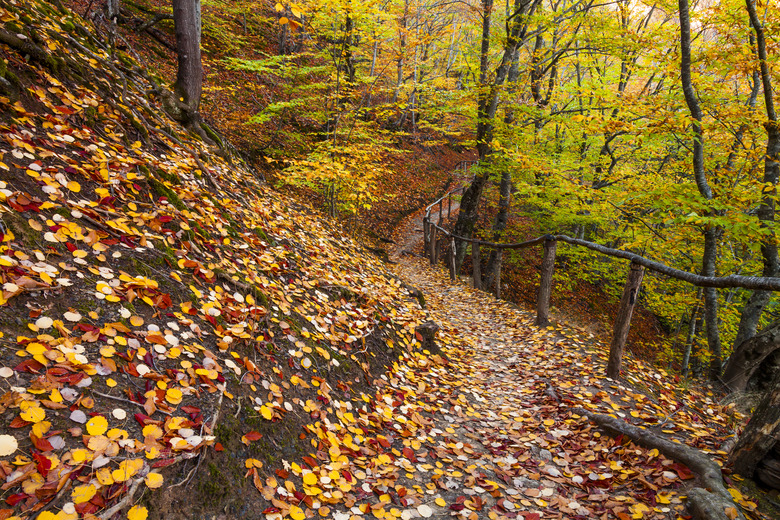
[0, 1, 435, 518]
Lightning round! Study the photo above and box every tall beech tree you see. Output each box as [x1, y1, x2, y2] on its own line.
[678, 0, 722, 380]
[723, 0, 780, 393]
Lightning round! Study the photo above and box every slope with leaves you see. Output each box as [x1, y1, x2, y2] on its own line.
[0, 1, 439, 518]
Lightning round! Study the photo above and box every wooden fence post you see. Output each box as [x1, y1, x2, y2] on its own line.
[448, 193, 452, 219]
[472, 242, 482, 290]
[535, 236, 557, 326]
[439, 199, 443, 223]
[606, 261, 645, 379]
[448, 237, 456, 281]
[434, 232, 441, 265]
[423, 217, 429, 255]
[429, 227, 437, 265]
[494, 249, 502, 298]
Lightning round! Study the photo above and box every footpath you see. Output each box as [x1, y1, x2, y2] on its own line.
[348, 207, 753, 519]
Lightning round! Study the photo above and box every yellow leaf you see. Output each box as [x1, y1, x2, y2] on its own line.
[303, 472, 318, 486]
[144, 472, 164, 489]
[288, 505, 305, 520]
[67, 181, 81, 192]
[275, 2, 284, 11]
[260, 405, 273, 420]
[165, 388, 183, 405]
[279, 16, 289, 24]
[113, 458, 143, 482]
[127, 505, 148, 520]
[96, 467, 114, 486]
[86, 416, 108, 436]
[72, 483, 97, 504]
[142, 424, 163, 439]
[245, 458, 263, 468]
[20, 406, 45, 423]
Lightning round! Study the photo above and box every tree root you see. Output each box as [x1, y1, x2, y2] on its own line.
[0, 27, 52, 66]
[574, 408, 746, 520]
[135, 13, 174, 33]
[97, 475, 141, 520]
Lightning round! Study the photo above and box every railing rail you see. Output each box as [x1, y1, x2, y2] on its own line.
[420, 176, 780, 379]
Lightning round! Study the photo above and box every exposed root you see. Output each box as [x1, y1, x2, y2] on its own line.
[575, 408, 746, 520]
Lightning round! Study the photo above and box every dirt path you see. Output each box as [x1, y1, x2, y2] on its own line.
[368, 208, 745, 519]
[390, 199, 460, 260]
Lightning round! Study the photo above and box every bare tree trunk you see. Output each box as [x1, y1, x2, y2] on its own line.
[606, 262, 644, 379]
[485, 168, 512, 288]
[682, 296, 701, 376]
[679, 0, 721, 380]
[722, 321, 780, 393]
[392, 0, 408, 105]
[172, 0, 202, 127]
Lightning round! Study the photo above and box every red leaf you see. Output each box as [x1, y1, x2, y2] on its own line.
[151, 458, 178, 468]
[9, 416, 29, 428]
[4, 493, 29, 506]
[243, 431, 262, 442]
[133, 413, 153, 426]
[31, 434, 53, 452]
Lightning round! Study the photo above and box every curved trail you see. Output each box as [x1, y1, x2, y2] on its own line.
[369, 204, 742, 519]
[390, 199, 459, 261]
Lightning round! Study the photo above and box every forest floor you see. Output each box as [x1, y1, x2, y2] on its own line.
[350, 207, 772, 519]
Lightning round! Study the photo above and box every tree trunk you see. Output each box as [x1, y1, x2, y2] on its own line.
[681, 299, 701, 376]
[485, 47, 521, 283]
[392, 0, 408, 105]
[727, 0, 780, 383]
[172, 0, 202, 127]
[485, 169, 511, 288]
[472, 243, 482, 290]
[729, 370, 780, 479]
[722, 320, 780, 393]
[606, 262, 644, 379]
[535, 238, 556, 327]
[107, 0, 120, 21]
[452, 0, 541, 271]
[679, 0, 721, 380]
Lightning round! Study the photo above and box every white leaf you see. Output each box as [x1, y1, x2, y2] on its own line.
[0, 434, 18, 456]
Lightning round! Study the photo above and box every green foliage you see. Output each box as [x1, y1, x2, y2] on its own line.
[280, 138, 392, 215]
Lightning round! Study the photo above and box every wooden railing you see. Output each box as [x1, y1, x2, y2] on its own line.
[421, 182, 780, 379]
